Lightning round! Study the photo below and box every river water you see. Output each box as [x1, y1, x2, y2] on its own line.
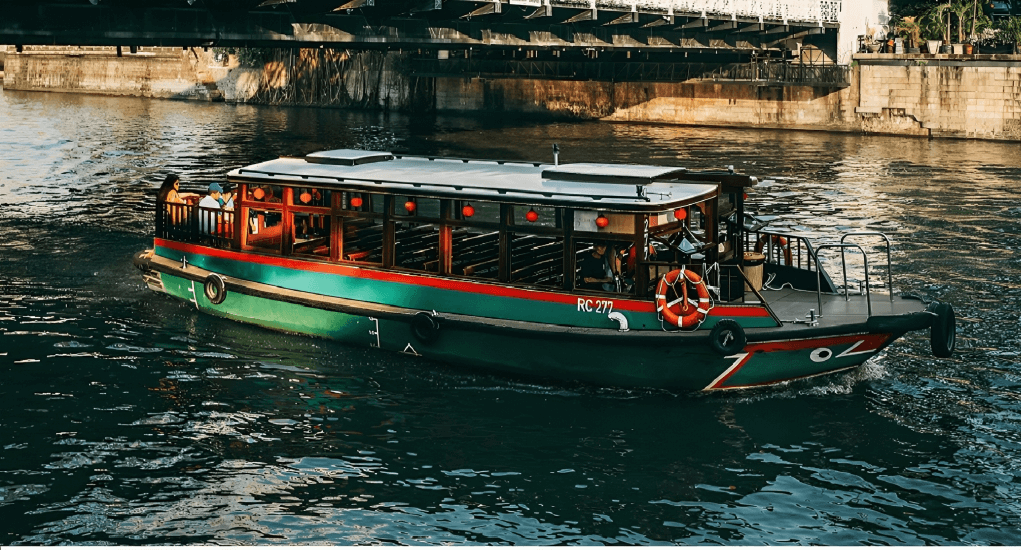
[1, 87, 1020, 544]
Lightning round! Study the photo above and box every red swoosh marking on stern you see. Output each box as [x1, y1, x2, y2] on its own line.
[705, 333, 892, 390]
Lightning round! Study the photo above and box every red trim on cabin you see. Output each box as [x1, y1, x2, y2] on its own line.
[154, 239, 772, 318]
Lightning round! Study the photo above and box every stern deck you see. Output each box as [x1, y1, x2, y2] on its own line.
[756, 288, 928, 331]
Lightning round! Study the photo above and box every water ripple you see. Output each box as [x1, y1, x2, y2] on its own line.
[2, 87, 1021, 544]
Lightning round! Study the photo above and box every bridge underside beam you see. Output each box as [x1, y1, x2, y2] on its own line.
[0, 2, 837, 54]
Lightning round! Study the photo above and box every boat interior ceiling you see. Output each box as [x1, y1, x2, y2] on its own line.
[157, 149, 895, 314]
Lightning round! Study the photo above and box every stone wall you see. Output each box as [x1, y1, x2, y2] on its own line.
[433, 55, 1021, 140]
[434, 71, 860, 132]
[6, 47, 1021, 141]
[2, 46, 226, 100]
[855, 55, 1021, 140]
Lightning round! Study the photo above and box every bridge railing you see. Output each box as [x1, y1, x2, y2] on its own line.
[558, 0, 841, 23]
[412, 59, 850, 87]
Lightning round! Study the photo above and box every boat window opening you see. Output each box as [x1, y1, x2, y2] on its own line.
[575, 239, 631, 295]
[335, 193, 387, 264]
[509, 204, 560, 229]
[450, 229, 501, 279]
[371, 194, 387, 215]
[291, 213, 331, 259]
[573, 210, 633, 235]
[397, 197, 441, 220]
[393, 221, 440, 273]
[454, 200, 500, 224]
[341, 215, 384, 264]
[717, 192, 740, 263]
[247, 208, 283, 252]
[292, 187, 330, 208]
[247, 184, 283, 204]
[339, 192, 385, 218]
[341, 191, 365, 211]
[508, 233, 565, 288]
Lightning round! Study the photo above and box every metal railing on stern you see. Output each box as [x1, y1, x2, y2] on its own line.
[812, 232, 894, 318]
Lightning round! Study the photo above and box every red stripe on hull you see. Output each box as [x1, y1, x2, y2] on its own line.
[155, 239, 772, 318]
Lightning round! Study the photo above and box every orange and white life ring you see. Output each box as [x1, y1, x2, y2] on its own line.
[655, 269, 711, 329]
[755, 234, 793, 265]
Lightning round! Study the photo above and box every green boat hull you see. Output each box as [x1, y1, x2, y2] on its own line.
[151, 266, 906, 392]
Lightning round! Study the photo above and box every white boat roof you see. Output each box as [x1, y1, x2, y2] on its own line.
[227, 149, 729, 212]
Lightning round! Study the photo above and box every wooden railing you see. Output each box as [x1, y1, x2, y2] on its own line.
[156, 200, 235, 249]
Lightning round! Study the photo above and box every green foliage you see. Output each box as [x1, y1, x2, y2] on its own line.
[890, 0, 946, 18]
[896, 0, 995, 42]
[997, 16, 1021, 51]
[894, 15, 923, 47]
[212, 47, 272, 67]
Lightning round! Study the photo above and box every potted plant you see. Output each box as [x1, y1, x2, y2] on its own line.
[898, 16, 923, 52]
[997, 16, 1021, 54]
[865, 26, 882, 52]
[925, 3, 953, 52]
[965, 8, 994, 54]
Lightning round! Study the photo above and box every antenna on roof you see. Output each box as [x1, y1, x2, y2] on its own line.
[552, 143, 559, 167]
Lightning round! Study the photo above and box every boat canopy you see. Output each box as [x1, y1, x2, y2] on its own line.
[228, 149, 731, 213]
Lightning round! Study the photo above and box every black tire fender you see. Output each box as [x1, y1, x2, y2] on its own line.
[709, 319, 747, 356]
[204, 273, 227, 305]
[928, 301, 956, 358]
[411, 311, 441, 343]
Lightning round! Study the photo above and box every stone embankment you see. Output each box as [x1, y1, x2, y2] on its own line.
[4, 46, 1021, 141]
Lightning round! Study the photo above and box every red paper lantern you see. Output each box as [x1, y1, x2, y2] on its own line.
[253, 188, 265, 200]
[299, 192, 312, 203]
[526, 208, 539, 222]
[350, 196, 363, 208]
[673, 208, 687, 221]
[462, 203, 475, 217]
[405, 200, 416, 213]
[595, 214, 609, 228]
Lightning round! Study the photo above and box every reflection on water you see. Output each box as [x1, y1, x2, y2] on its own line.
[1, 87, 1021, 544]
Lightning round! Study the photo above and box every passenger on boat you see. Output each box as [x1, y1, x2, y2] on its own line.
[157, 174, 199, 204]
[579, 241, 616, 292]
[198, 183, 224, 234]
[218, 185, 235, 211]
[157, 174, 199, 224]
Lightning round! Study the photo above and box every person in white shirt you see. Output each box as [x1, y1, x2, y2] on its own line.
[198, 182, 223, 234]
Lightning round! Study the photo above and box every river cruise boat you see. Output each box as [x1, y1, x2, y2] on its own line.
[133, 149, 956, 391]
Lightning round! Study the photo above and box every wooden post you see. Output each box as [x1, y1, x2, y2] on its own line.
[498, 204, 511, 282]
[439, 200, 453, 275]
[382, 195, 394, 268]
[330, 189, 342, 262]
[562, 209, 575, 291]
[281, 187, 294, 256]
[634, 213, 648, 296]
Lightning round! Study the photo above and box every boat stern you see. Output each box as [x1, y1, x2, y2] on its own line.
[133, 249, 166, 293]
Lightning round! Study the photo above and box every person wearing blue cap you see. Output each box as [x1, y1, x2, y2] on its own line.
[198, 182, 224, 234]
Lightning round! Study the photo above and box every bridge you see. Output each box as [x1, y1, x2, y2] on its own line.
[0, 0, 876, 64]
